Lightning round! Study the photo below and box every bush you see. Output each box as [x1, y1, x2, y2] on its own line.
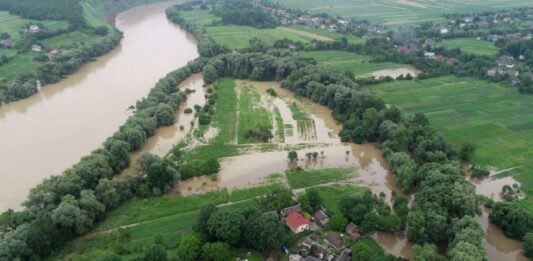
[184, 108, 193, 114]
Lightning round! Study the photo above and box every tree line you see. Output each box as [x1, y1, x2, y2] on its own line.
[0, 0, 85, 28]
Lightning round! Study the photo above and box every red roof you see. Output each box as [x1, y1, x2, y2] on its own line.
[286, 212, 311, 231]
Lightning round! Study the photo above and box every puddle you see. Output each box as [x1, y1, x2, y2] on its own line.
[370, 67, 420, 78]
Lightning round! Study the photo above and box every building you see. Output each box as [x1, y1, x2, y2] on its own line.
[440, 28, 449, 34]
[424, 52, 435, 59]
[346, 223, 361, 241]
[281, 204, 302, 218]
[324, 232, 344, 249]
[29, 25, 40, 33]
[335, 249, 351, 261]
[300, 238, 334, 261]
[48, 48, 60, 60]
[314, 210, 329, 226]
[396, 45, 412, 54]
[0, 39, 14, 48]
[498, 55, 515, 69]
[286, 212, 311, 233]
[31, 44, 42, 52]
[290, 254, 303, 261]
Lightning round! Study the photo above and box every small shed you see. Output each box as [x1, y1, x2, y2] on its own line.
[314, 210, 329, 226]
[280, 204, 302, 218]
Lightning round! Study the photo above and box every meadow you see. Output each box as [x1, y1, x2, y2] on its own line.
[180, 9, 364, 49]
[438, 38, 500, 56]
[277, 0, 533, 26]
[300, 50, 407, 76]
[43, 31, 99, 48]
[370, 76, 533, 209]
[0, 11, 69, 41]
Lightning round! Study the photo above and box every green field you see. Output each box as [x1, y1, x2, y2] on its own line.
[278, 0, 533, 26]
[370, 75, 533, 209]
[180, 9, 363, 49]
[0, 11, 69, 41]
[237, 83, 273, 144]
[300, 50, 407, 76]
[43, 31, 100, 48]
[0, 53, 38, 80]
[438, 38, 500, 56]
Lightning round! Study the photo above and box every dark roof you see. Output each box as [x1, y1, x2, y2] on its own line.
[335, 249, 351, 261]
[314, 210, 329, 222]
[281, 204, 302, 217]
[325, 232, 344, 249]
[346, 223, 358, 234]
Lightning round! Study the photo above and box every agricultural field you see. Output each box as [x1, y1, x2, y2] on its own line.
[42, 31, 98, 48]
[437, 38, 500, 56]
[369, 76, 533, 210]
[277, 0, 533, 26]
[0, 11, 69, 41]
[300, 50, 407, 76]
[180, 9, 364, 49]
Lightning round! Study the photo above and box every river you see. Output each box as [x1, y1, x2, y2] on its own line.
[0, 1, 197, 211]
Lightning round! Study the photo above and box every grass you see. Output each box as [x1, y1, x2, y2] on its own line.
[0, 52, 38, 80]
[43, 31, 99, 48]
[289, 103, 310, 121]
[237, 83, 272, 144]
[274, 107, 285, 142]
[370, 75, 533, 210]
[438, 38, 500, 56]
[51, 183, 281, 260]
[307, 184, 367, 215]
[299, 50, 407, 76]
[212, 78, 238, 144]
[179, 9, 361, 49]
[286, 167, 355, 189]
[278, 0, 533, 26]
[81, 1, 112, 28]
[0, 11, 69, 41]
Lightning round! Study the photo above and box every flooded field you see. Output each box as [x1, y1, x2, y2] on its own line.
[370, 67, 420, 78]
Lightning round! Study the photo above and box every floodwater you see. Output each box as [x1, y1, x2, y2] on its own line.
[370, 67, 420, 78]
[128, 74, 205, 165]
[0, 0, 198, 211]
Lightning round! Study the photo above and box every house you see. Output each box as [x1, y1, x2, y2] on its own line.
[424, 52, 435, 59]
[396, 45, 412, 54]
[487, 34, 503, 42]
[314, 210, 329, 226]
[48, 48, 60, 60]
[286, 212, 311, 233]
[290, 254, 303, 261]
[31, 44, 42, 52]
[446, 58, 460, 65]
[440, 28, 449, 34]
[300, 238, 334, 261]
[29, 25, 40, 33]
[281, 204, 302, 218]
[335, 249, 351, 261]
[434, 54, 445, 61]
[498, 55, 515, 69]
[324, 232, 344, 249]
[0, 39, 14, 48]
[346, 223, 361, 241]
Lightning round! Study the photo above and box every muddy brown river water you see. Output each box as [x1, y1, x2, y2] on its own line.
[0, 1, 197, 211]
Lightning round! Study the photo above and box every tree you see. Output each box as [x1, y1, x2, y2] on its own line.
[155, 103, 175, 126]
[244, 213, 285, 252]
[459, 142, 476, 162]
[329, 214, 348, 232]
[299, 189, 322, 213]
[207, 210, 244, 246]
[203, 65, 218, 84]
[201, 242, 231, 261]
[95, 253, 121, 261]
[413, 244, 440, 261]
[143, 244, 167, 261]
[95, 179, 121, 209]
[195, 204, 217, 240]
[103, 139, 131, 173]
[288, 150, 298, 162]
[257, 187, 295, 212]
[523, 232, 533, 258]
[176, 234, 202, 261]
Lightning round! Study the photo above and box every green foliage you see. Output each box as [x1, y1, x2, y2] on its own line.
[287, 150, 298, 162]
[329, 214, 348, 232]
[244, 213, 285, 252]
[136, 153, 178, 197]
[257, 187, 295, 212]
[339, 190, 399, 233]
[201, 242, 231, 261]
[244, 126, 273, 143]
[351, 238, 394, 261]
[181, 158, 220, 179]
[459, 142, 476, 162]
[490, 202, 533, 239]
[207, 210, 245, 246]
[143, 244, 167, 261]
[523, 232, 533, 258]
[413, 244, 441, 261]
[286, 168, 354, 189]
[176, 234, 202, 261]
[298, 189, 323, 213]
